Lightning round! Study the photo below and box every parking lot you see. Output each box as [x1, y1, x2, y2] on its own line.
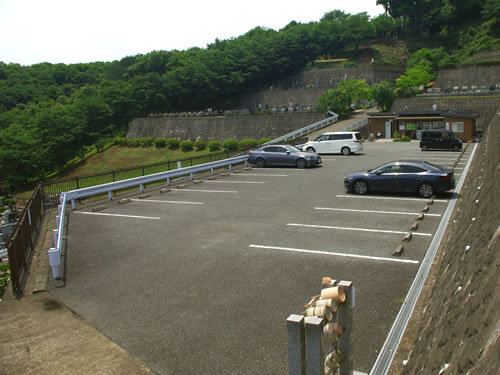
[50, 141, 473, 374]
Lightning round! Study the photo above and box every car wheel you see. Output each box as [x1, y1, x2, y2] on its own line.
[353, 180, 368, 195]
[418, 183, 434, 198]
[255, 158, 266, 168]
[341, 147, 351, 156]
[296, 158, 306, 169]
[306, 147, 315, 152]
[422, 145, 429, 151]
[453, 145, 460, 151]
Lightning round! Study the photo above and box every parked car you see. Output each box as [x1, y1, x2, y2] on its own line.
[344, 161, 455, 198]
[302, 132, 363, 155]
[420, 130, 462, 151]
[248, 145, 322, 168]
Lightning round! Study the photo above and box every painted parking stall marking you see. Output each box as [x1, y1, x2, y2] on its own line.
[336, 194, 448, 203]
[287, 223, 432, 236]
[130, 199, 204, 205]
[204, 180, 265, 184]
[74, 211, 160, 220]
[232, 173, 288, 177]
[315, 207, 441, 217]
[170, 189, 238, 194]
[249, 244, 419, 264]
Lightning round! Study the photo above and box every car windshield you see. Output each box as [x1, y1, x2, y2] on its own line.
[285, 145, 300, 152]
[424, 161, 448, 171]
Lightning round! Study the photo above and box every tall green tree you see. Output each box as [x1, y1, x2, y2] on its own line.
[371, 81, 397, 112]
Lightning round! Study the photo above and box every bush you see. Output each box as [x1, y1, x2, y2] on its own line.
[140, 137, 153, 147]
[208, 140, 221, 151]
[258, 138, 271, 146]
[166, 138, 180, 149]
[194, 139, 206, 151]
[400, 135, 411, 142]
[154, 137, 167, 148]
[223, 139, 239, 151]
[238, 139, 258, 150]
[130, 138, 142, 147]
[113, 137, 128, 146]
[180, 140, 194, 152]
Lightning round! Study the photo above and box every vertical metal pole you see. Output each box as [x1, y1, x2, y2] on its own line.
[167, 177, 171, 186]
[140, 184, 144, 193]
[53, 229, 58, 248]
[287, 314, 306, 375]
[210, 168, 214, 175]
[337, 281, 354, 375]
[71, 199, 75, 210]
[56, 215, 60, 228]
[305, 317, 325, 375]
[112, 170, 116, 182]
[108, 191, 113, 201]
[142, 166, 145, 176]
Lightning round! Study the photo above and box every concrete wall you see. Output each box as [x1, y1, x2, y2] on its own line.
[128, 113, 326, 141]
[391, 96, 499, 132]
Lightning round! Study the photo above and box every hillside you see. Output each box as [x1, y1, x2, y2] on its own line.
[390, 112, 500, 374]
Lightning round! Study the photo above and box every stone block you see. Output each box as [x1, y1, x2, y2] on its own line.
[207, 176, 217, 180]
[409, 222, 419, 231]
[177, 184, 187, 189]
[193, 180, 203, 184]
[393, 245, 404, 256]
[417, 213, 425, 221]
[92, 205, 107, 212]
[422, 205, 429, 213]
[119, 199, 131, 204]
[160, 188, 171, 193]
[138, 194, 151, 199]
[403, 232, 412, 242]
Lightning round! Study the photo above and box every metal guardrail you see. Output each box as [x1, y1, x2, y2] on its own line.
[49, 155, 250, 279]
[262, 114, 338, 147]
[342, 118, 368, 132]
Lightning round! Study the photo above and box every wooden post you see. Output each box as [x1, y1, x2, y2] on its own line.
[337, 280, 354, 375]
[287, 314, 306, 375]
[305, 316, 325, 375]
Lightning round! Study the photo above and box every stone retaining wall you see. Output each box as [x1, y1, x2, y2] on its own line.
[434, 66, 500, 89]
[127, 113, 326, 141]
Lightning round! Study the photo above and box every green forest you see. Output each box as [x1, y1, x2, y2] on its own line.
[0, 0, 499, 188]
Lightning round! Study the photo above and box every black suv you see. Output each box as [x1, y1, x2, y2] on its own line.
[420, 130, 462, 151]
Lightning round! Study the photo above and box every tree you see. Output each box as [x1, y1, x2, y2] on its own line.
[337, 79, 371, 107]
[396, 65, 435, 97]
[371, 81, 397, 112]
[317, 89, 353, 118]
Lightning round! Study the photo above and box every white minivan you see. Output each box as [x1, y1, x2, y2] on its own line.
[302, 132, 363, 155]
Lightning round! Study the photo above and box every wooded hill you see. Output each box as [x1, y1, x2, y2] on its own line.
[0, 0, 499, 188]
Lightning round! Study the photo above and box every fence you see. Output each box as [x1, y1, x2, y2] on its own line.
[5, 184, 43, 297]
[41, 150, 232, 209]
[287, 277, 354, 375]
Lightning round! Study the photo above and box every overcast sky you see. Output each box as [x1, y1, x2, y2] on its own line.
[0, 0, 385, 66]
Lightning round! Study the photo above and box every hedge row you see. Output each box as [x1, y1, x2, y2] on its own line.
[113, 137, 272, 151]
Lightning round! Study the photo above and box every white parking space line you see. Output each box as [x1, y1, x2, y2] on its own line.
[249, 244, 419, 264]
[130, 199, 204, 205]
[287, 223, 432, 236]
[74, 211, 160, 220]
[315, 207, 441, 217]
[336, 194, 448, 203]
[204, 180, 265, 184]
[233, 173, 288, 177]
[170, 189, 238, 193]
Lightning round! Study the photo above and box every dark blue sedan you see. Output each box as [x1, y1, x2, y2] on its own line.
[344, 161, 455, 198]
[248, 145, 322, 168]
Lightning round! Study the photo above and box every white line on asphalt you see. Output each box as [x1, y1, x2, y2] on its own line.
[233, 173, 288, 177]
[336, 194, 448, 202]
[204, 180, 265, 184]
[314, 207, 441, 217]
[287, 223, 432, 236]
[74, 211, 160, 220]
[249, 244, 419, 264]
[170, 189, 238, 193]
[130, 199, 203, 205]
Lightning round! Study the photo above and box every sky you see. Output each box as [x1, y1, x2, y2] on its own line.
[0, 0, 385, 66]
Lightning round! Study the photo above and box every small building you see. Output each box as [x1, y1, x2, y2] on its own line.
[368, 111, 478, 141]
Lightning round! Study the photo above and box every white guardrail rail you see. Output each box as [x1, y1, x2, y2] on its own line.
[49, 113, 339, 279]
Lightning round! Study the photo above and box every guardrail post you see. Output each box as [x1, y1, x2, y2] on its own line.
[140, 184, 144, 193]
[305, 317, 325, 375]
[287, 314, 306, 375]
[48, 247, 61, 279]
[167, 177, 171, 185]
[210, 168, 214, 175]
[108, 191, 113, 201]
[56, 215, 60, 228]
[71, 199, 75, 209]
[53, 229, 58, 247]
[177, 161, 182, 169]
[228, 164, 233, 171]
[190, 173, 194, 180]
[58, 204, 62, 216]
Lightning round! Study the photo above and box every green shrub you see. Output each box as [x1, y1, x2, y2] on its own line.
[113, 137, 128, 146]
[154, 137, 167, 148]
[400, 135, 411, 142]
[194, 139, 206, 151]
[180, 140, 194, 152]
[130, 138, 142, 147]
[223, 139, 239, 151]
[238, 139, 258, 150]
[208, 140, 221, 151]
[258, 138, 271, 146]
[0, 207, 6, 213]
[140, 137, 153, 147]
[166, 138, 180, 149]
[4, 198, 16, 205]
